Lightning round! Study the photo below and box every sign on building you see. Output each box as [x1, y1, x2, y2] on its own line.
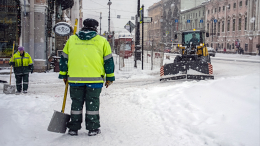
[53, 22, 73, 36]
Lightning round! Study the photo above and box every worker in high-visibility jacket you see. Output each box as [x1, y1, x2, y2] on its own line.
[9, 46, 33, 94]
[59, 18, 115, 136]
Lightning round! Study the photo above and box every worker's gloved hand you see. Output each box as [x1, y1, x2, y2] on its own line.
[105, 81, 113, 88]
[9, 62, 15, 66]
[63, 78, 67, 85]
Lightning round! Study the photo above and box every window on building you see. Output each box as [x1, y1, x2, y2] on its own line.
[218, 22, 220, 32]
[214, 22, 216, 34]
[238, 18, 241, 30]
[245, 44, 248, 51]
[227, 20, 230, 31]
[228, 4, 231, 9]
[219, 7, 221, 12]
[208, 10, 210, 14]
[254, 19, 256, 31]
[222, 43, 223, 49]
[234, 3, 236, 9]
[207, 23, 209, 31]
[246, 0, 248, 6]
[222, 21, 225, 32]
[232, 43, 234, 49]
[223, 6, 225, 11]
[211, 44, 213, 47]
[239, 1, 242, 7]
[215, 8, 217, 13]
[227, 43, 229, 49]
[233, 19, 236, 31]
[245, 17, 247, 30]
[199, 11, 200, 17]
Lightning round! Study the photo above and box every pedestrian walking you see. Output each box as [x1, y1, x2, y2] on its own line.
[59, 18, 115, 136]
[9, 46, 33, 94]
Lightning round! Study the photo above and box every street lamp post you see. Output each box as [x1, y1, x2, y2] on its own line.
[107, 0, 112, 33]
[100, 12, 102, 35]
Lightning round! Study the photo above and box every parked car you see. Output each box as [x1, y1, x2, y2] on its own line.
[207, 47, 216, 57]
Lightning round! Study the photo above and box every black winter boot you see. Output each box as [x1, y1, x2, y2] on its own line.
[88, 129, 101, 136]
[68, 129, 78, 136]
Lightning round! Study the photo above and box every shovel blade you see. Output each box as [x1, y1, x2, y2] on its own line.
[47, 110, 70, 133]
[3, 84, 16, 94]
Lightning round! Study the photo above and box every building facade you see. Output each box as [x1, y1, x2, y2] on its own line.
[179, 4, 206, 32]
[205, 0, 260, 54]
[181, 0, 207, 10]
[147, 1, 163, 44]
[0, 0, 81, 70]
[161, 0, 181, 44]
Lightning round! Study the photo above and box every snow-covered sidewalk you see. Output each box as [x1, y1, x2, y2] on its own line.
[0, 58, 259, 146]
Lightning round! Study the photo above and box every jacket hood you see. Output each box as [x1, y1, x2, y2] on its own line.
[76, 30, 97, 40]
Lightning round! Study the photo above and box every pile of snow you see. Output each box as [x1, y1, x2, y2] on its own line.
[0, 56, 259, 146]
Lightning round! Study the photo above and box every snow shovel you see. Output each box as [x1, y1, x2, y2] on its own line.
[47, 81, 70, 133]
[3, 41, 16, 94]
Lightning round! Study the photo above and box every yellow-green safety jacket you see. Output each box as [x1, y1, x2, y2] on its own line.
[9, 51, 33, 75]
[59, 31, 115, 84]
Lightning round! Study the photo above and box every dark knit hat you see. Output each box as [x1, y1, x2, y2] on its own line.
[83, 18, 99, 32]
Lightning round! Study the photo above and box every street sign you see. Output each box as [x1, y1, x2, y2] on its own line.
[214, 19, 217, 23]
[143, 17, 152, 23]
[200, 20, 203, 23]
[124, 21, 135, 33]
[187, 20, 190, 23]
[175, 19, 178, 23]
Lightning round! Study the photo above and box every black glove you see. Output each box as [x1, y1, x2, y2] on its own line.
[9, 62, 15, 66]
[31, 70, 33, 74]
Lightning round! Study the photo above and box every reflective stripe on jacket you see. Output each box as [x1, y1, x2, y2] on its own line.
[9, 51, 33, 74]
[59, 34, 115, 83]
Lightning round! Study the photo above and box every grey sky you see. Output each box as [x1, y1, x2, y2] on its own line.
[82, 0, 160, 34]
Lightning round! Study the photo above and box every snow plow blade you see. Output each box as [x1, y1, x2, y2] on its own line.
[160, 74, 214, 81]
[163, 61, 210, 75]
[160, 62, 214, 81]
[160, 75, 186, 81]
[187, 75, 214, 80]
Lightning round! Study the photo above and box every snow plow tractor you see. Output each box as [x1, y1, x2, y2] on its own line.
[160, 30, 214, 81]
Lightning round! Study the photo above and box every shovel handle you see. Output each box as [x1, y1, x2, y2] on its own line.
[10, 41, 15, 85]
[61, 80, 69, 113]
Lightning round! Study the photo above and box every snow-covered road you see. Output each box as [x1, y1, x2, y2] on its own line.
[0, 54, 259, 146]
